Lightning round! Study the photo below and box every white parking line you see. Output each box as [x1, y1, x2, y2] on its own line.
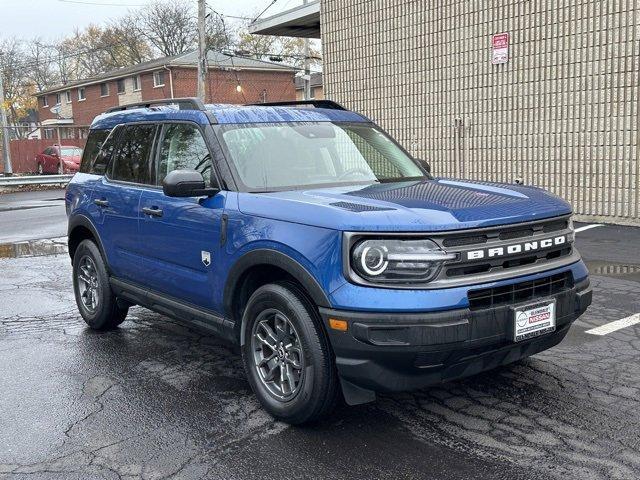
[574, 224, 603, 233]
[585, 313, 640, 336]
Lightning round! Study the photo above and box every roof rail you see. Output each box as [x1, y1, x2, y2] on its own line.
[105, 97, 217, 123]
[247, 100, 348, 111]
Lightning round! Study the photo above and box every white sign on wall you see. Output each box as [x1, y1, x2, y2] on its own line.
[492, 33, 510, 64]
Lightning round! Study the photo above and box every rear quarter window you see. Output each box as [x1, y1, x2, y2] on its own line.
[79, 129, 111, 174]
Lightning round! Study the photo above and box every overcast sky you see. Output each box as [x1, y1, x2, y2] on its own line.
[1, 0, 302, 41]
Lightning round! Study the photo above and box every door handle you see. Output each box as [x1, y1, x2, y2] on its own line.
[142, 206, 163, 218]
[94, 199, 109, 207]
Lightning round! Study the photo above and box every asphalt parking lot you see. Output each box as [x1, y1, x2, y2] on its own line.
[1, 222, 639, 479]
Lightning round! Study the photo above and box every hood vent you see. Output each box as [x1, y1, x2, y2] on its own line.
[330, 201, 394, 213]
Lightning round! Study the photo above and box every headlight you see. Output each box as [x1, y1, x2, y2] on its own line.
[351, 238, 456, 285]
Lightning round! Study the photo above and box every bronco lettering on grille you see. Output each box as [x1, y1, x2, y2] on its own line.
[465, 235, 566, 261]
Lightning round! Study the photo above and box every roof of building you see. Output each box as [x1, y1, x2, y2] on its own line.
[37, 51, 296, 96]
[90, 102, 369, 129]
[295, 72, 323, 90]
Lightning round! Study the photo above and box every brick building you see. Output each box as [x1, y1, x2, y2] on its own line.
[252, 1, 640, 225]
[35, 50, 296, 137]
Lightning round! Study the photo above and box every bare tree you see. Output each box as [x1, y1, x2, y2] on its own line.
[103, 15, 152, 66]
[0, 38, 37, 137]
[26, 39, 59, 92]
[138, 2, 196, 57]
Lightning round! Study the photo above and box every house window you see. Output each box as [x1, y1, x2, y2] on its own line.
[55, 93, 61, 105]
[100, 83, 109, 97]
[65, 91, 72, 103]
[43, 128, 54, 139]
[132, 75, 141, 91]
[117, 78, 125, 94]
[153, 70, 165, 87]
[78, 87, 86, 101]
[42, 96, 49, 107]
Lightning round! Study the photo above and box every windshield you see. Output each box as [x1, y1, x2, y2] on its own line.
[61, 147, 82, 157]
[219, 122, 426, 191]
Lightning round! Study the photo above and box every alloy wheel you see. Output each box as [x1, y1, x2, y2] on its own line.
[251, 308, 305, 400]
[77, 255, 100, 313]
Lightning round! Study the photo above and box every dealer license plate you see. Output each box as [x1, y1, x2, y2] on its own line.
[513, 301, 556, 342]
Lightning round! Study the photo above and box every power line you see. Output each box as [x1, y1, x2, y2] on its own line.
[251, 0, 279, 24]
[208, 6, 247, 103]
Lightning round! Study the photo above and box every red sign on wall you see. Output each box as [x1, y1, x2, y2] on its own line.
[492, 33, 509, 64]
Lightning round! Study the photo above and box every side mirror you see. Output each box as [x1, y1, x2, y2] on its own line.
[416, 159, 431, 175]
[162, 169, 219, 197]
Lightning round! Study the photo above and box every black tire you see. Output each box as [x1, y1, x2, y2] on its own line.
[72, 239, 128, 330]
[37, 163, 43, 175]
[241, 281, 339, 425]
[57, 162, 64, 175]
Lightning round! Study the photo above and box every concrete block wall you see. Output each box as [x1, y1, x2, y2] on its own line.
[321, 0, 640, 224]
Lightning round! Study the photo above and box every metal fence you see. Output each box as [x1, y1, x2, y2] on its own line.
[1, 125, 88, 175]
[0, 174, 73, 187]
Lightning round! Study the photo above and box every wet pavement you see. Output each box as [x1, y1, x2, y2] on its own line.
[0, 190, 67, 244]
[1, 225, 640, 479]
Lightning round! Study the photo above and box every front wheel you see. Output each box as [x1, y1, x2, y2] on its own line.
[72, 239, 128, 330]
[241, 282, 339, 424]
[57, 162, 64, 175]
[37, 163, 44, 175]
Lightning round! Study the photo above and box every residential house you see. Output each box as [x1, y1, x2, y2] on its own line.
[35, 50, 297, 139]
[295, 72, 323, 101]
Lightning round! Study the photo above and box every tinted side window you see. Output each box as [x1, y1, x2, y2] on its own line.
[79, 129, 111, 174]
[157, 123, 212, 187]
[109, 124, 156, 184]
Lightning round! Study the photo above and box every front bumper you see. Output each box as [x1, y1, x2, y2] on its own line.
[321, 277, 591, 402]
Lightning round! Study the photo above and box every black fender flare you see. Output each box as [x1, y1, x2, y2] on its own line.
[223, 249, 331, 321]
[67, 214, 108, 265]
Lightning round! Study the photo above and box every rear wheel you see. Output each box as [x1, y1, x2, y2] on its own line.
[72, 239, 128, 330]
[241, 282, 339, 424]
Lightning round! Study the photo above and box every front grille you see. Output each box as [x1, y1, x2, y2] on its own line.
[467, 272, 572, 310]
[445, 246, 573, 278]
[439, 216, 574, 280]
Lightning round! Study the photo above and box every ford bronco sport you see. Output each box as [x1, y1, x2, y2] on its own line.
[66, 98, 592, 424]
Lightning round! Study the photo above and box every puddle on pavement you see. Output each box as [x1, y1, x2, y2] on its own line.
[585, 260, 640, 281]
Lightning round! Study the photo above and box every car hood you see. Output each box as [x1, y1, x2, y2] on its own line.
[237, 179, 572, 232]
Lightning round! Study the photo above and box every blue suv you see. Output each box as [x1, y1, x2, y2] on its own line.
[66, 98, 592, 424]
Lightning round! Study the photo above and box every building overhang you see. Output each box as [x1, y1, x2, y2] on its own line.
[249, 1, 320, 38]
[41, 118, 74, 126]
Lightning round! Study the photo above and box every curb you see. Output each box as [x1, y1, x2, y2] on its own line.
[0, 237, 68, 259]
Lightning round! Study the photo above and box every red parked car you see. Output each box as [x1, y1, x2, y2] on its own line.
[35, 145, 83, 174]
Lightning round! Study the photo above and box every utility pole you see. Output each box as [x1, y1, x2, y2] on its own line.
[303, 0, 311, 100]
[0, 68, 12, 176]
[197, 0, 207, 101]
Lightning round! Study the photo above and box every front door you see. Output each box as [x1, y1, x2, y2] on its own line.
[138, 122, 225, 312]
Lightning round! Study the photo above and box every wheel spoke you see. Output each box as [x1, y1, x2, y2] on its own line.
[258, 352, 276, 368]
[274, 313, 289, 338]
[285, 364, 296, 391]
[256, 331, 277, 351]
[285, 355, 301, 370]
[263, 364, 279, 383]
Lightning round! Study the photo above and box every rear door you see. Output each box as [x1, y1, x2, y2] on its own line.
[138, 122, 225, 312]
[90, 123, 158, 284]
